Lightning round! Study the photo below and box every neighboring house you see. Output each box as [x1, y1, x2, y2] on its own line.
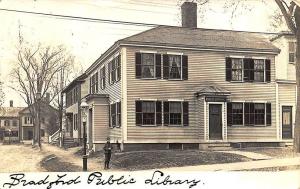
[70, 1, 289, 152]
[271, 32, 297, 141]
[19, 100, 59, 142]
[0, 101, 24, 142]
[61, 73, 88, 144]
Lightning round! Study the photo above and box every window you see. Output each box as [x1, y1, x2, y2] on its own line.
[254, 103, 265, 125]
[110, 101, 121, 128]
[163, 101, 189, 126]
[24, 117, 33, 124]
[141, 53, 155, 78]
[231, 58, 243, 81]
[135, 101, 162, 126]
[4, 131, 18, 137]
[12, 120, 18, 126]
[227, 103, 243, 126]
[289, 42, 296, 63]
[90, 72, 99, 94]
[227, 102, 271, 126]
[100, 66, 106, 90]
[135, 53, 161, 79]
[254, 59, 265, 82]
[4, 120, 9, 126]
[109, 56, 120, 85]
[163, 54, 188, 80]
[226, 57, 271, 82]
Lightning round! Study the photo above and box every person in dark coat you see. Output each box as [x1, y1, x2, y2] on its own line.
[103, 137, 113, 169]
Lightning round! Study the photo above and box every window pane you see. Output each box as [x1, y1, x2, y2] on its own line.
[169, 102, 182, 125]
[232, 103, 243, 125]
[142, 101, 155, 113]
[141, 53, 154, 78]
[231, 58, 242, 81]
[254, 103, 265, 125]
[141, 101, 155, 125]
[283, 112, 291, 125]
[170, 102, 181, 113]
[254, 59, 264, 82]
[169, 55, 181, 79]
[289, 53, 295, 62]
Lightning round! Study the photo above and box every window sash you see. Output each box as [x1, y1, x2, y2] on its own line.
[141, 53, 155, 78]
[168, 55, 182, 79]
[168, 102, 183, 125]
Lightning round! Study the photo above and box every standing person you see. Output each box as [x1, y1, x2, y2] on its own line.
[103, 137, 113, 169]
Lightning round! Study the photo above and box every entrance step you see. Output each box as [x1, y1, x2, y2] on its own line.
[199, 142, 233, 151]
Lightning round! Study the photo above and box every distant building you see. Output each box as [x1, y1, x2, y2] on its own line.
[19, 99, 59, 142]
[0, 100, 24, 143]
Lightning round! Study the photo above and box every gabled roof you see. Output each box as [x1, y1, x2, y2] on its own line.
[120, 26, 280, 53]
[0, 107, 25, 118]
[19, 101, 58, 114]
[86, 26, 280, 74]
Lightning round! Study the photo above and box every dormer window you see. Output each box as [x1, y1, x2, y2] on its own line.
[289, 42, 296, 63]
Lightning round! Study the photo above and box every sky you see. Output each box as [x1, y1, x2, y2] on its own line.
[0, 0, 285, 107]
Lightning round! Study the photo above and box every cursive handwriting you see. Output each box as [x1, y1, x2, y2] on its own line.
[2, 173, 81, 189]
[87, 172, 136, 185]
[145, 170, 202, 189]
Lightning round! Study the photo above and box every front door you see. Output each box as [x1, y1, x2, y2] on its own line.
[282, 106, 293, 139]
[209, 104, 223, 140]
[28, 130, 33, 140]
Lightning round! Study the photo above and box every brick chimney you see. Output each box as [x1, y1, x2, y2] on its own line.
[9, 100, 13, 107]
[181, 1, 197, 28]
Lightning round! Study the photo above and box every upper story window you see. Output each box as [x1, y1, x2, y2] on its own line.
[226, 57, 270, 83]
[135, 52, 188, 80]
[136, 52, 161, 79]
[109, 55, 121, 85]
[12, 120, 18, 126]
[289, 42, 296, 63]
[163, 54, 188, 80]
[90, 72, 99, 94]
[66, 86, 79, 107]
[227, 102, 271, 127]
[24, 117, 33, 124]
[100, 66, 106, 90]
[4, 120, 10, 126]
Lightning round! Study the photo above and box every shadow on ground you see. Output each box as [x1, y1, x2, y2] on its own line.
[40, 154, 81, 172]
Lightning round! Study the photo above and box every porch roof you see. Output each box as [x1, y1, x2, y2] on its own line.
[195, 86, 231, 97]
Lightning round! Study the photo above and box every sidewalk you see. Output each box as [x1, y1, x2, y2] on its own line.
[162, 156, 300, 171]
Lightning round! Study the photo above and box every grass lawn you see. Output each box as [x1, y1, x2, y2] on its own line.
[108, 150, 251, 171]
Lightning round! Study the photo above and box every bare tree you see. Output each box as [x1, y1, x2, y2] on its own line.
[10, 42, 77, 148]
[179, 0, 300, 151]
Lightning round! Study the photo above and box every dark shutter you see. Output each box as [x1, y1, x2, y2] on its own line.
[95, 72, 99, 93]
[108, 62, 111, 85]
[183, 101, 189, 126]
[227, 103, 232, 126]
[135, 52, 142, 78]
[108, 104, 111, 128]
[182, 55, 188, 80]
[117, 102, 121, 127]
[163, 101, 169, 126]
[155, 54, 161, 79]
[156, 101, 162, 126]
[266, 103, 271, 125]
[265, 59, 271, 82]
[112, 60, 116, 84]
[103, 67, 106, 89]
[117, 55, 121, 81]
[136, 101, 142, 126]
[244, 103, 250, 126]
[249, 103, 255, 125]
[244, 58, 254, 82]
[163, 54, 169, 79]
[225, 57, 232, 81]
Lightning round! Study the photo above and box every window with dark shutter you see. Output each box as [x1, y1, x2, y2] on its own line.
[163, 55, 169, 79]
[100, 66, 106, 90]
[243, 58, 253, 82]
[182, 55, 188, 80]
[135, 101, 142, 126]
[111, 103, 116, 127]
[156, 101, 162, 125]
[225, 57, 232, 81]
[244, 103, 255, 126]
[254, 103, 265, 125]
[265, 59, 271, 82]
[183, 101, 189, 126]
[116, 55, 121, 82]
[266, 103, 271, 125]
[163, 101, 169, 125]
[155, 54, 161, 79]
[227, 103, 232, 126]
[135, 52, 142, 78]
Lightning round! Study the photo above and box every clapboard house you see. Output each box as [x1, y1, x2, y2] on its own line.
[74, 1, 292, 151]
